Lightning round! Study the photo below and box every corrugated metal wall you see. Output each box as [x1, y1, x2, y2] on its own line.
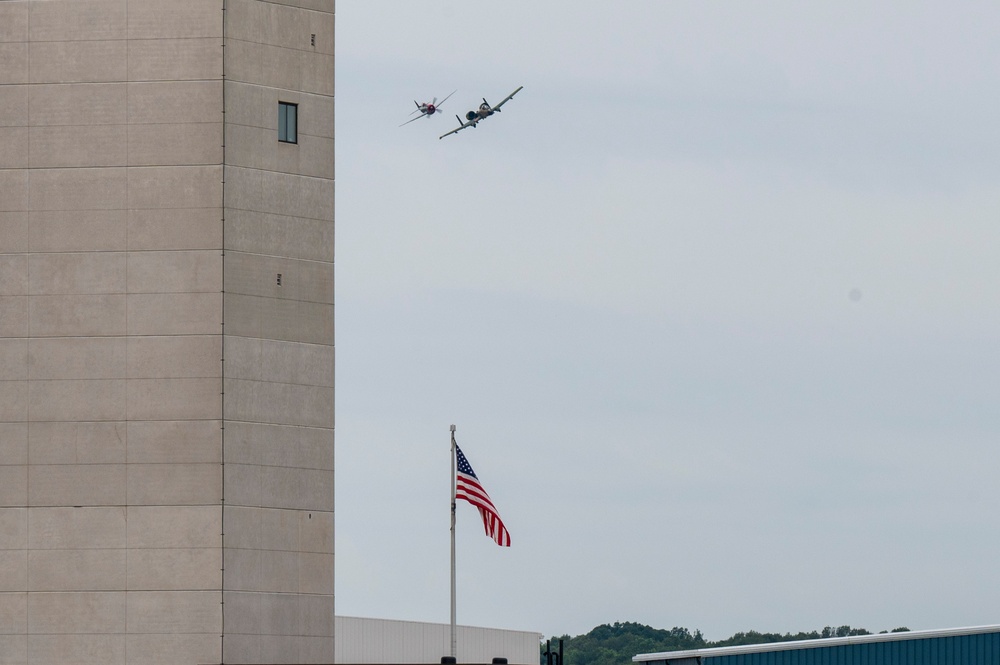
[335, 616, 542, 664]
[705, 631, 1000, 665]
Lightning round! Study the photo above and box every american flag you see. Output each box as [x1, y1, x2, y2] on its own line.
[455, 444, 511, 547]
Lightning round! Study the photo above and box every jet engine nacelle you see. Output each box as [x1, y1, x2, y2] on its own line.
[466, 111, 478, 121]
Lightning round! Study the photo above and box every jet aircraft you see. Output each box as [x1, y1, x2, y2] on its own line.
[439, 86, 524, 139]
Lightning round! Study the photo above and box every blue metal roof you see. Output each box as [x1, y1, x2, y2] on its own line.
[633, 624, 1000, 665]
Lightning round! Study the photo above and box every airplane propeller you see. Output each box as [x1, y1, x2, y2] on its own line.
[399, 90, 457, 126]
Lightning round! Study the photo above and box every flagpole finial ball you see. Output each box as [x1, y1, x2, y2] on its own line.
[450, 424, 456, 432]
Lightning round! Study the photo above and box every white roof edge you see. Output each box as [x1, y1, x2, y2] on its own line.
[335, 615, 543, 638]
[632, 624, 1000, 661]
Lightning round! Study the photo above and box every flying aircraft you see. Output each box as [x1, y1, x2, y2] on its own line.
[438, 86, 524, 139]
[399, 91, 457, 126]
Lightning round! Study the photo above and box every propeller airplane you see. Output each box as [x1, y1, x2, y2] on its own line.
[438, 86, 524, 139]
[400, 90, 457, 126]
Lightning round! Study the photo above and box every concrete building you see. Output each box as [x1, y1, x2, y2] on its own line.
[0, 1, 335, 663]
[632, 624, 1000, 665]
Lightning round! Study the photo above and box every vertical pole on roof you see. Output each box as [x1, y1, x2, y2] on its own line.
[450, 424, 458, 658]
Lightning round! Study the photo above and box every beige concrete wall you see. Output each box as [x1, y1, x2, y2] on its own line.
[1, 1, 226, 663]
[1, 0, 334, 660]
[222, 0, 336, 662]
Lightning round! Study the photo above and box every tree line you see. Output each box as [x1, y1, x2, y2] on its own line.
[540, 622, 911, 665]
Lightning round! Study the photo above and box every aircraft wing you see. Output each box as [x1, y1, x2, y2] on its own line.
[399, 114, 425, 127]
[439, 117, 475, 139]
[492, 85, 524, 111]
[438, 89, 457, 106]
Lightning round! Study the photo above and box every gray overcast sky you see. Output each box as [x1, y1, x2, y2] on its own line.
[333, 1, 1000, 642]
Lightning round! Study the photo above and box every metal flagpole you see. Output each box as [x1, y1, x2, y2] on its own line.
[450, 424, 457, 659]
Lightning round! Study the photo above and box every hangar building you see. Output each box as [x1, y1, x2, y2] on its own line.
[633, 624, 1000, 665]
[335, 617, 542, 665]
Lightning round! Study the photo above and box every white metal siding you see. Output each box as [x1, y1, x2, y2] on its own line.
[336, 616, 542, 665]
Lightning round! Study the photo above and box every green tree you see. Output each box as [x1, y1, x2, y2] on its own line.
[542, 622, 906, 665]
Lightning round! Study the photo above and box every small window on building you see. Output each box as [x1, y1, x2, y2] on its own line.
[278, 102, 298, 143]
